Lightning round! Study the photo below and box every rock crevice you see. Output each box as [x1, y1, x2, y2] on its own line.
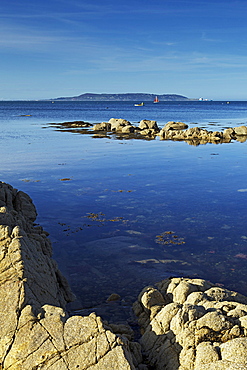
[133, 277, 247, 369]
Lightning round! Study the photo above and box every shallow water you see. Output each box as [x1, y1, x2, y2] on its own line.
[1, 100, 247, 322]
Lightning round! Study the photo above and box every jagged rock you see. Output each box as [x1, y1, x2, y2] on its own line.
[0, 182, 142, 369]
[139, 120, 159, 132]
[108, 118, 131, 132]
[134, 277, 247, 370]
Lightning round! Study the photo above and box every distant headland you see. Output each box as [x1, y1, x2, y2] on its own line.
[51, 93, 191, 101]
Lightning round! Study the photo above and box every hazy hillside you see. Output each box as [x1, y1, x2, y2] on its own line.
[53, 93, 190, 101]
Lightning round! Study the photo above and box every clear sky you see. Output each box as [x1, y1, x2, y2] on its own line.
[1, 0, 247, 100]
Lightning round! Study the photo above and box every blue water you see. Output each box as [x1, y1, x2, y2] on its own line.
[1, 100, 247, 317]
[1, 100, 247, 127]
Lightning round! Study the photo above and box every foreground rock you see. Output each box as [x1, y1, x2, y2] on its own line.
[133, 277, 247, 369]
[2, 181, 247, 369]
[0, 182, 143, 369]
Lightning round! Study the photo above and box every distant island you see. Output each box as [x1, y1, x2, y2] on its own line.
[51, 93, 191, 102]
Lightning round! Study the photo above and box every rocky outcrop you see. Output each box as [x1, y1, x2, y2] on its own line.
[92, 118, 161, 138]
[50, 119, 247, 144]
[133, 277, 247, 369]
[157, 123, 247, 145]
[0, 182, 143, 369]
[93, 118, 138, 135]
[2, 182, 247, 369]
[93, 119, 247, 144]
[159, 126, 227, 145]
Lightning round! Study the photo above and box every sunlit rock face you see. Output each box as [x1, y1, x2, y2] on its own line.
[134, 277, 247, 370]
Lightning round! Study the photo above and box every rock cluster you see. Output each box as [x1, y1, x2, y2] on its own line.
[159, 123, 247, 145]
[0, 182, 143, 369]
[133, 277, 247, 369]
[50, 119, 247, 145]
[92, 119, 247, 144]
[93, 118, 160, 137]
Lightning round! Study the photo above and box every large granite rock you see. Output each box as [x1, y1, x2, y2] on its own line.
[133, 277, 247, 369]
[0, 182, 143, 369]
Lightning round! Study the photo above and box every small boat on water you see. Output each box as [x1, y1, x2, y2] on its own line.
[153, 96, 159, 103]
[134, 102, 144, 106]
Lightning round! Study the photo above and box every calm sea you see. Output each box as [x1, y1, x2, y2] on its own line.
[1, 100, 247, 321]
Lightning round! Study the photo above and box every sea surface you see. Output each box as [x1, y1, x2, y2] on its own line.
[1, 100, 247, 322]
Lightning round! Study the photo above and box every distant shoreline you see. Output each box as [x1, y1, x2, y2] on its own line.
[49, 92, 192, 102]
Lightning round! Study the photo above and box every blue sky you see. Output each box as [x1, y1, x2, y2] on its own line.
[1, 0, 247, 100]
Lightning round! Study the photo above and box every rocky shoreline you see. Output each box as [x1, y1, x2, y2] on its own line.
[1, 181, 247, 369]
[49, 118, 247, 145]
